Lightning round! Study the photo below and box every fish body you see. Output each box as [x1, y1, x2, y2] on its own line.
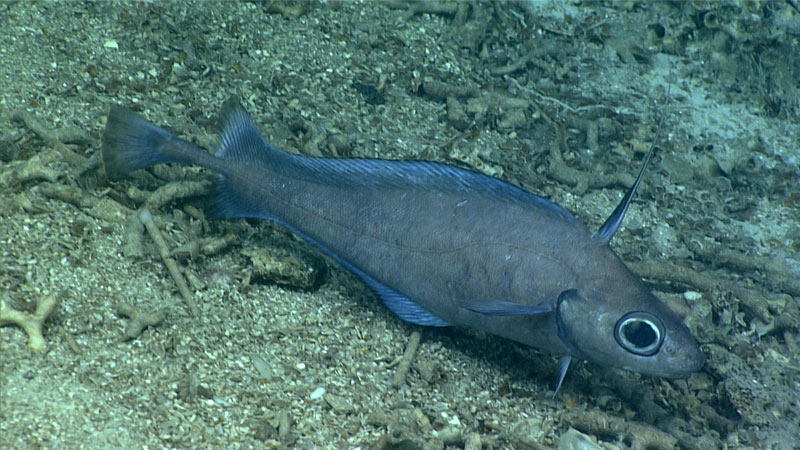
[102, 98, 704, 386]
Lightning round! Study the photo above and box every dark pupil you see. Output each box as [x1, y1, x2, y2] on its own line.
[624, 321, 656, 348]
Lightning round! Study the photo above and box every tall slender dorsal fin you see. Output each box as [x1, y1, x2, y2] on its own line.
[594, 91, 668, 244]
[593, 142, 656, 244]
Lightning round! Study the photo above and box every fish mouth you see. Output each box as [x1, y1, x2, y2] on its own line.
[680, 350, 706, 374]
[676, 340, 706, 375]
[615, 340, 705, 377]
[641, 349, 706, 378]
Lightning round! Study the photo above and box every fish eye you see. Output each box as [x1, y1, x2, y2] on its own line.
[614, 312, 665, 356]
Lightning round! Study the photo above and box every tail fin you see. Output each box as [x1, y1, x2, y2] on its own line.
[101, 105, 196, 180]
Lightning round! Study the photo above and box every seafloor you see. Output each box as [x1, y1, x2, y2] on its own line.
[1, 1, 799, 449]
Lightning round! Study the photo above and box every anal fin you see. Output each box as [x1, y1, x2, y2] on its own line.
[229, 210, 450, 327]
[367, 280, 450, 327]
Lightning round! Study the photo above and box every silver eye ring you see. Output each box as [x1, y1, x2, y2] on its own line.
[614, 312, 665, 356]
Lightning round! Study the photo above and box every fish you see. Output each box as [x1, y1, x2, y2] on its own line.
[101, 97, 704, 393]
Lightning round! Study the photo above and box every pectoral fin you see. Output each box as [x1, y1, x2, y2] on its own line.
[457, 299, 553, 316]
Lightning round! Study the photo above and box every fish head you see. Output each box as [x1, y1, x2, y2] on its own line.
[554, 285, 705, 377]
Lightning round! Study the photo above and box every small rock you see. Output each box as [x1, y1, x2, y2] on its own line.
[683, 291, 703, 302]
[244, 247, 321, 290]
[324, 393, 354, 414]
[309, 387, 325, 400]
[558, 428, 605, 450]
